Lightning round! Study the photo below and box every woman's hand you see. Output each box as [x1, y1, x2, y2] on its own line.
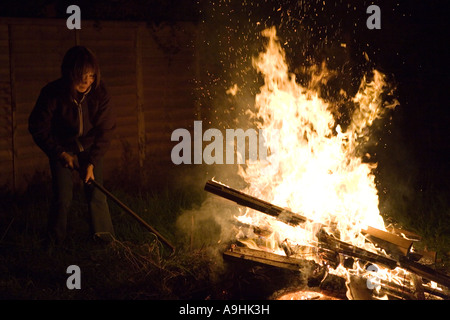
[59, 151, 76, 169]
[84, 164, 95, 183]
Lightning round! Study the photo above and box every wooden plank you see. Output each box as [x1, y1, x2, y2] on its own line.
[386, 226, 421, 240]
[223, 246, 307, 272]
[136, 25, 146, 169]
[146, 107, 194, 120]
[103, 84, 136, 96]
[11, 23, 75, 190]
[363, 226, 414, 256]
[8, 24, 16, 191]
[0, 20, 12, 185]
[0, 17, 137, 28]
[79, 26, 138, 41]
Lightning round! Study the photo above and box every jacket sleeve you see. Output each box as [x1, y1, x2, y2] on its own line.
[87, 84, 116, 166]
[28, 86, 65, 160]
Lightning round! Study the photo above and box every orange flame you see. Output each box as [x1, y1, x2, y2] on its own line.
[238, 27, 393, 240]
[233, 27, 410, 296]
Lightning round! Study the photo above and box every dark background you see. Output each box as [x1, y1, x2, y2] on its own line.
[1, 0, 449, 230]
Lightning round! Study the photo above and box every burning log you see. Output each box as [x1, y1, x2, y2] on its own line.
[205, 179, 450, 292]
[204, 179, 307, 225]
[316, 229, 398, 269]
[224, 244, 347, 299]
[233, 220, 450, 298]
[205, 180, 413, 256]
[233, 219, 341, 267]
[363, 226, 413, 256]
[224, 245, 310, 272]
[223, 243, 448, 300]
[396, 255, 450, 289]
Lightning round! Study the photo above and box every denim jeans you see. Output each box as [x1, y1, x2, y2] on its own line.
[48, 152, 115, 243]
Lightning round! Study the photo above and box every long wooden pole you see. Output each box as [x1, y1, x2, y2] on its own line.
[88, 178, 176, 253]
[73, 166, 175, 253]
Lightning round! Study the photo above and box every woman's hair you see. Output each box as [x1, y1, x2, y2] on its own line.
[61, 46, 101, 92]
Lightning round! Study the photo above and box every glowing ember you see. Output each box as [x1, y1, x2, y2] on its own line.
[275, 290, 341, 300]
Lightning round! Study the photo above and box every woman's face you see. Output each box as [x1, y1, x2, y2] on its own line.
[74, 71, 95, 93]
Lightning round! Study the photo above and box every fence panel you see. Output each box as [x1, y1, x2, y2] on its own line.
[0, 18, 199, 192]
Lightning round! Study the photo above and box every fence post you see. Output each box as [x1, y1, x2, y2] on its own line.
[8, 24, 17, 193]
[136, 24, 146, 179]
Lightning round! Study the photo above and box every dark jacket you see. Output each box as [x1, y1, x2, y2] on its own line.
[28, 78, 116, 166]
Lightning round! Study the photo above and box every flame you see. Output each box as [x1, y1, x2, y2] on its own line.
[239, 27, 390, 241]
[233, 27, 406, 297]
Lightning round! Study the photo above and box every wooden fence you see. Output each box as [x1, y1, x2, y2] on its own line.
[0, 17, 200, 192]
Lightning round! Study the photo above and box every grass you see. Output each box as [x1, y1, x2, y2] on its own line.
[0, 166, 449, 300]
[378, 178, 450, 269]
[0, 173, 224, 300]
[0, 171, 294, 300]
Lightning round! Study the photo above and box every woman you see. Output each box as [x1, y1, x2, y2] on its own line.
[28, 46, 116, 246]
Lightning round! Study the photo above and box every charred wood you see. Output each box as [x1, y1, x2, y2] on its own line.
[206, 179, 414, 256]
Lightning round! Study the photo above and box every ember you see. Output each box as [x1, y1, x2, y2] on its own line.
[274, 290, 341, 301]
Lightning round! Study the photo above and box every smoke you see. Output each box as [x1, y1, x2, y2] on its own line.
[175, 195, 239, 248]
